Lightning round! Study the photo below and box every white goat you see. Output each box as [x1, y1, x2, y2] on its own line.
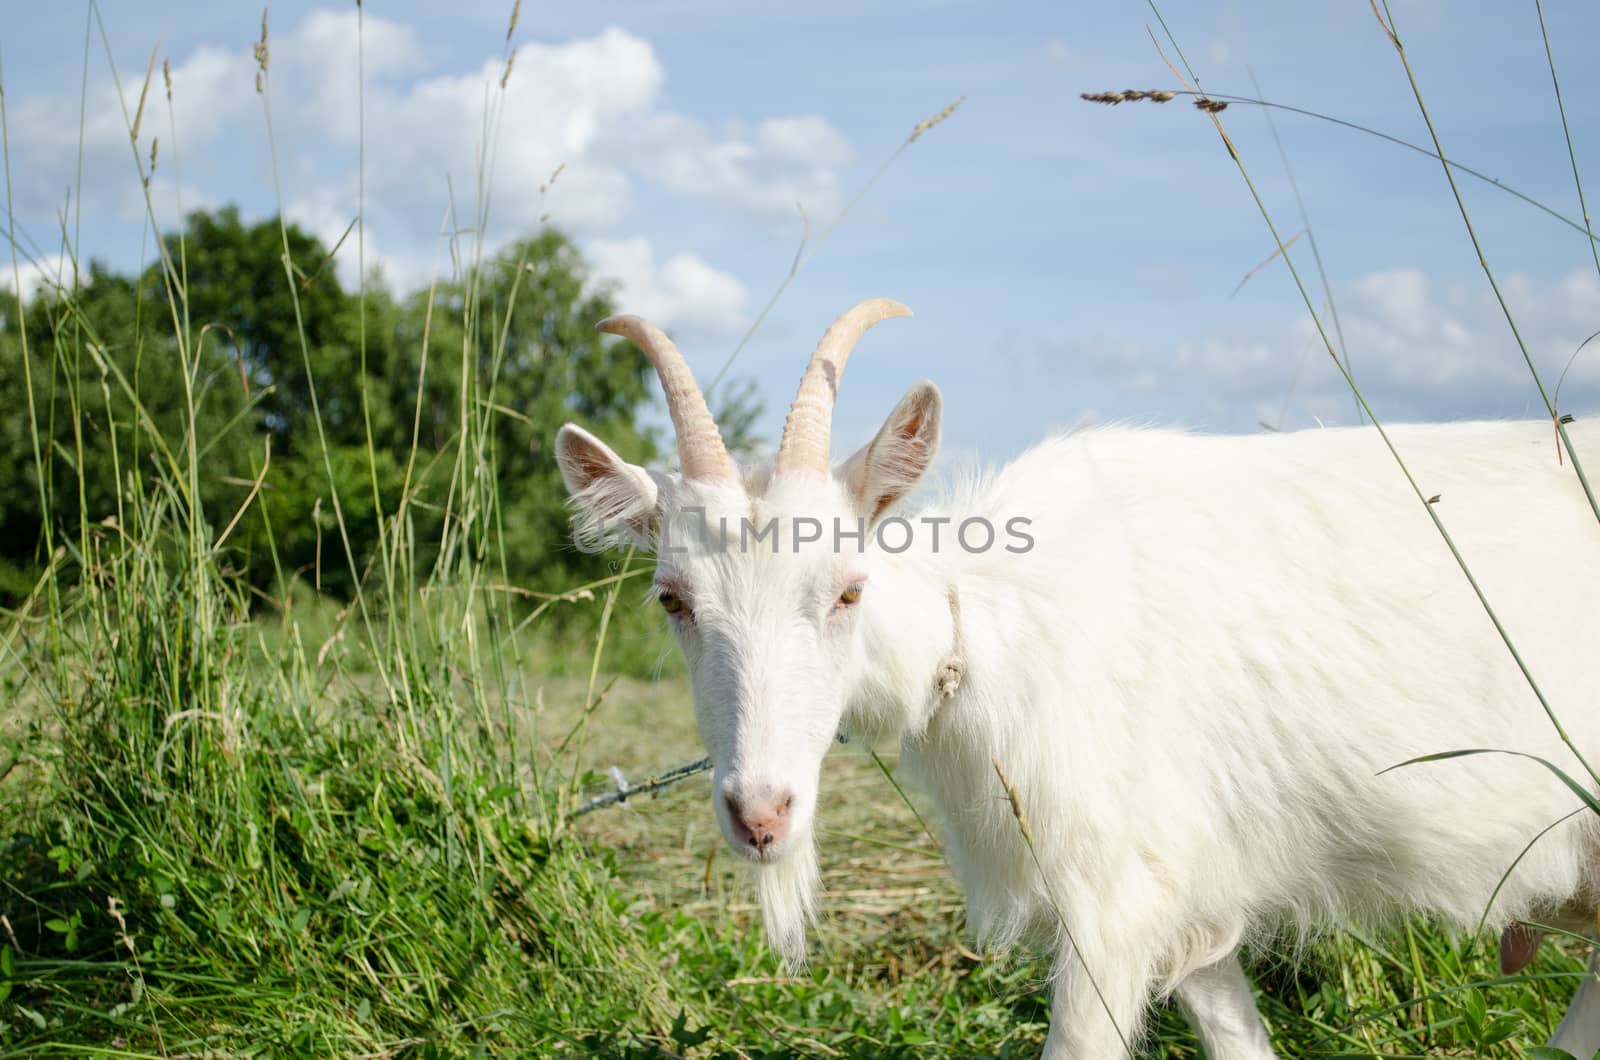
[556, 299, 1600, 1058]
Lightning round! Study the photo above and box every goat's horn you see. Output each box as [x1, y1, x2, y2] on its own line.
[775, 298, 912, 478]
[596, 315, 732, 482]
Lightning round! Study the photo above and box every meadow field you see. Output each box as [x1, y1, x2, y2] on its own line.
[4, 2, 1600, 1057]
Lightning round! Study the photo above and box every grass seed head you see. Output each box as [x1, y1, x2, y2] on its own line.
[253, 10, 270, 76]
[910, 96, 965, 143]
[1083, 89, 1180, 105]
[991, 757, 1035, 844]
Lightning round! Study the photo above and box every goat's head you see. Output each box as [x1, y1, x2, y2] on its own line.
[555, 299, 941, 961]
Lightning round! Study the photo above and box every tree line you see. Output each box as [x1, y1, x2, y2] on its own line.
[0, 207, 757, 616]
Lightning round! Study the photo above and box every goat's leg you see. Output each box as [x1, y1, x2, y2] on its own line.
[1041, 948, 1149, 1059]
[1174, 955, 1278, 1059]
[1549, 947, 1600, 1059]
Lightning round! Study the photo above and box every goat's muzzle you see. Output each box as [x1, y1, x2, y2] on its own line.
[725, 791, 795, 858]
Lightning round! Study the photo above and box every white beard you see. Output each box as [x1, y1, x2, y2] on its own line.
[754, 838, 821, 967]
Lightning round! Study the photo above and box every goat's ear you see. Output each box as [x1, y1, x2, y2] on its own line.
[555, 423, 660, 544]
[840, 381, 941, 522]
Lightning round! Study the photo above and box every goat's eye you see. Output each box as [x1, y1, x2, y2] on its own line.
[659, 590, 686, 615]
[836, 583, 864, 608]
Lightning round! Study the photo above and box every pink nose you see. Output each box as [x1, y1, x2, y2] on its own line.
[725, 792, 794, 853]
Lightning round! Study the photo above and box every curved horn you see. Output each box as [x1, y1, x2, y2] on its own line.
[774, 298, 912, 478]
[596, 315, 732, 482]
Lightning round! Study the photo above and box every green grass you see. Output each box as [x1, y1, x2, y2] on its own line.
[4, 2, 1600, 1056]
[0, 501, 1052, 1057]
[2, 537, 1591, 1057]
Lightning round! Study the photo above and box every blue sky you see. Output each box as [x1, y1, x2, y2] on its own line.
[5, 1, 1600, 461]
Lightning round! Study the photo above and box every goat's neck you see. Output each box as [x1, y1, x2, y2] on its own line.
[849, 552, 966, 743]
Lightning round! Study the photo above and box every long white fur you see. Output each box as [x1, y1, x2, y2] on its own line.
[559, 412, 1600, 1058]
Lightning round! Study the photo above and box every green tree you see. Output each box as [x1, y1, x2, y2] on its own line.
[0, 261, 257, 600]
[0, 209, 763, 639]
[396, 230, 658, 602]
[169, 206, 389, 452]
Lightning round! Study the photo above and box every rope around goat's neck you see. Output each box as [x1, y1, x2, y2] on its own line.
[934, 583, 966, 699]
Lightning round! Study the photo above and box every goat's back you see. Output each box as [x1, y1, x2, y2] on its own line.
[926, 420, 1600, 949]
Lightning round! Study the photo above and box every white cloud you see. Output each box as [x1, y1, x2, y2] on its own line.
[282, 15, 848, 235]
[605, 110, 847, 226]
[6, 12, 851, 299]
[0, 253, 71, 304]
[586, 237, 748, 337]
[284, 192, 367, 285]
[285, 192, 459, 295]
[758, 116, 853, 169]
[1036, 266, 1600, 429]
[1300, 267, 1600, 399]
[340, 25, 661, 233]
[6, 41, 254, 228]
[166, 45, 259, 144]
[301, 9, 427, 80]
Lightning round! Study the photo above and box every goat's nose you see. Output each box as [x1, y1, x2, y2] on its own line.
[725, 791, 794, 853]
